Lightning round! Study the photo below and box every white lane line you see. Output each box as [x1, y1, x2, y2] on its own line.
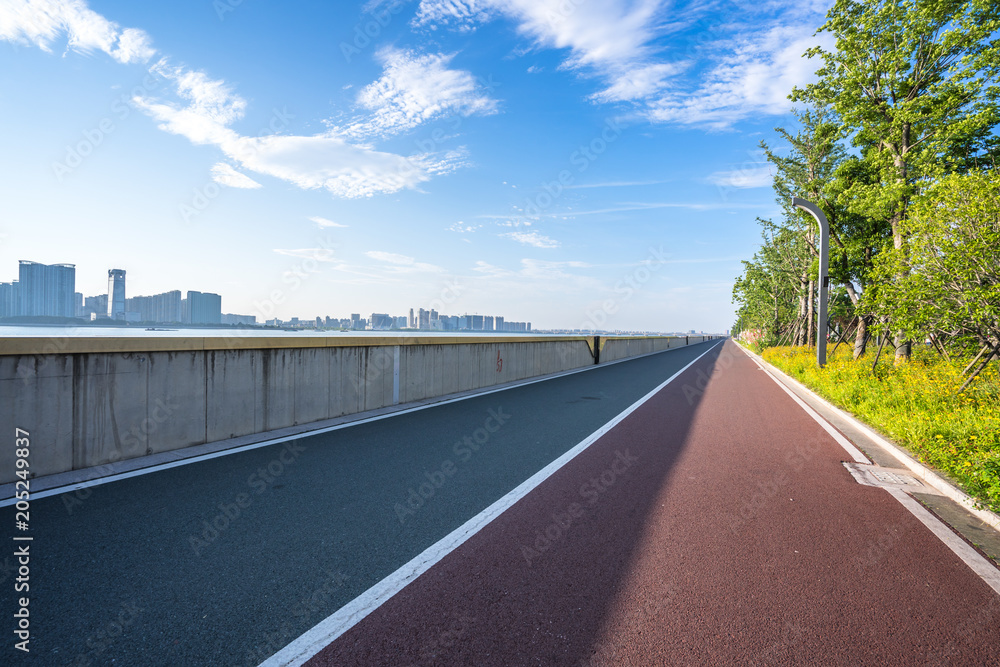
[743, 346, 1000, 533]
[0, 341, 719, 509]
[886, 488, 1000, 596]
[259, 340, 725, 667]
[736, 344, 1000, 596]
[740, 347, 870, 464]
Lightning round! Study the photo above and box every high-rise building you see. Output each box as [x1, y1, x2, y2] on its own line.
[83, 294, 108, 320]
[484, 316, 494, 331]
[184, 291, 222, 324]
[0, 281, 19, 319]
[18, 260, 75, 317]
[408, 308, 415, 328]
[495, 316, 504, 331]
[152, 290, 182, 323]
[350, 313, 363, 329]
[370, 313, 393, 329]
[417, 308, 430, 329]
[107, 269, 126, 320]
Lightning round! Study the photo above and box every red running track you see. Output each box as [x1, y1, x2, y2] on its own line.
[305, 339, 1000, 666]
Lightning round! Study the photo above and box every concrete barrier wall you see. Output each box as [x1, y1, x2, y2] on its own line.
[0, 334, 716, 483]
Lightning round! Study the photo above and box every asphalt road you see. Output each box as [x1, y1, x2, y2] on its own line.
[307, 339, 1000, 666]
[0, 340, 719, 666]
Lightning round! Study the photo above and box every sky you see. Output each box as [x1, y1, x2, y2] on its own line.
[0, 0, 834, 333]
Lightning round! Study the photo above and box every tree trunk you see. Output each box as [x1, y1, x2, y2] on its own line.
[853, 314, 869, 360]
[891, 129, 911, 362]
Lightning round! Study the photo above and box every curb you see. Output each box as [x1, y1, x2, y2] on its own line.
[736, 343, 1000, 535]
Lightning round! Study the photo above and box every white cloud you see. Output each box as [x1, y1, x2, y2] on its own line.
[211, 162, 262, 189]
[0, 0, 154, 64]
[471, 258, 600, 293]
[273, 248, 335, 262]
[707, 165, 773, 189]
[501, 230, 560, 248]
[448, 221, 481, 233]
[134, 61, 461, 198]
[413, 0, 494, 31]
[340, 47, 498, 139]
[415, 1, 831, 127]
[366, 251, 444, 273]
[565, 179, 670, 189]
[415, 0, 677, 102]
[647, 24, 834, 128]
[310, 216, 348, 228]
[5, 1, 465, 199]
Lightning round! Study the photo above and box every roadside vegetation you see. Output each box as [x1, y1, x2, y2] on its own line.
[730, 0, 1000, 509]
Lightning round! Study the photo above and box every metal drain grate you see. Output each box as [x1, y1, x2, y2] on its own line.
[843, 462, 944, 495]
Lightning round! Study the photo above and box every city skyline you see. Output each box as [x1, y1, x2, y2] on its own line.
[0, 257, 543, 331]
[0, 1, 830, 332]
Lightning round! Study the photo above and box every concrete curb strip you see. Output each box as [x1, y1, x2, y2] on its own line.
[737, 343, 1000, 535]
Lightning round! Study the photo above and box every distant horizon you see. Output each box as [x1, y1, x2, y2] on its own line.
[0, 323, 723, 337]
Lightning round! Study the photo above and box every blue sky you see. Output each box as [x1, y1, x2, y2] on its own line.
[0, 0, 833, 332]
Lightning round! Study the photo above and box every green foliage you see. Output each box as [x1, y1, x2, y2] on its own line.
[866, 170, 1000, 349]
[794, 0, 1000, 231]
[764, 344, 1000, 511]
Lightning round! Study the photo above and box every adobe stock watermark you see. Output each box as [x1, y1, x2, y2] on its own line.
[188, 440, 306, 556]
[854, 522, 903, 572]
[347, 276, 463, 391]
[580, 579, 681, 665]
[521, 449, 639, 566]
[16, 334, 73, 386]
[680, 347, 734, 405]
[340, 1, 406, 62]
[52, 70, 165, 182]
[579, 245, 671, 331]
[63, 396, 180, 515]
[71, 601, 143, 667]
[714, 148, 771, 203]
[243, 569, 350, 666]
[509, 118, 623, 228]
[387, 76, 500, 187]
[245, 236, 337, 326]
[213, 0, 249, 21]
[409, 613, 476, 665]
[726, 437, 823, 534]
[393, 407, 511, 524]
[178, 106, 295, 223]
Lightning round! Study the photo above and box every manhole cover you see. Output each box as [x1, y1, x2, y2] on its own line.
[843, 463, 943, 495]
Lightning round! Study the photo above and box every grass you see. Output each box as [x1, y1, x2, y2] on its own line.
[754, 343, 1000, 513]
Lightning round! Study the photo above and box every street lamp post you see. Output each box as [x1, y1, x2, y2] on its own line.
[791, 197, 830, 368]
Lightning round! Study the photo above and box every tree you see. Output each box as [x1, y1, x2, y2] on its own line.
[793, 0, 1000, 359]
[761, 105, 891, 357]
[866, 170, 1000, 384]
[732, 225, 805, 347]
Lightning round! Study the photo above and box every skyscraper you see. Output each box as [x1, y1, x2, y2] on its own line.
[185, 291, 222, 324]
[18, 260, 75, 317]
[107, 269, 126, 320]
[0, 281, 20, 319]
